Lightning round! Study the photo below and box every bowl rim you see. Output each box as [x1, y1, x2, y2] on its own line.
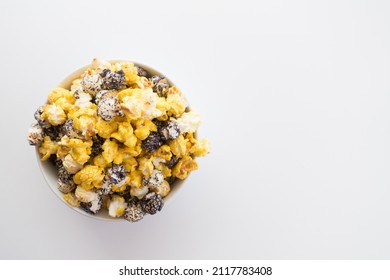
[36, 59, 191, 222]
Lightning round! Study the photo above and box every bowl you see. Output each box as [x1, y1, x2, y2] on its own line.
[36, 59, 189, 221]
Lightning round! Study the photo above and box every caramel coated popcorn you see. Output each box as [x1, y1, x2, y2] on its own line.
[27, 58, 209, 222]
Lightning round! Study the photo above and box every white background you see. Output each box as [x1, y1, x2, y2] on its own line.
[0, 0, 390, 259]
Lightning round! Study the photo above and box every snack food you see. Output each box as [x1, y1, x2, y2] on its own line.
[27, 58, 210, 222]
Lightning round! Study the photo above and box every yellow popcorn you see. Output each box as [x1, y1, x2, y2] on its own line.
[156, 97, 170, 115]
[138, 157, 154, 176]
[96, 117, 118, 138]
[133, 118, 157, 132]
[68, 107, 98, 139]
[39, 136, 59, 160]
[70, 78, 82, 92]
[169, 135, 188, 158]
[118, 88, 138, 100]
[156, 164, 171, 178]
[47, 88, 75, 104]
[68, 107, 97, 118]
[73, 116, 96, 139]
[111, 177, 130, 192]
[129, 170, 143, 188]
[185, 132, 197, 145]
[102, 139, 119, 163]
[154, 145, 172, 161]
[166, 86, 187, 116]
[121, 62, 139, 85]
[134, 126, 150, 140]
[63, 192, 80, 207]
[136, 76, 153, 89]
[73, 165, 105, 190]
[190, 138, 210, 157]
[122, 156, 138, 172]
[110, 122, 137, 147]
[172, 156, 198, 180]
[54, 97, 75, 113]
[93, 154, 110, 169]
[59, 136, 92, 165]
[41, 104, 66, 126]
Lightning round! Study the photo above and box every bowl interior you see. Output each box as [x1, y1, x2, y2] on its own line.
[36, 60, 186, 221]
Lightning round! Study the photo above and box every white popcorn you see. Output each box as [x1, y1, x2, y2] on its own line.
[130, 185, 149, 199]
[108, 196, 127, 218]
[176, 111, 201, 133]
[75, 186, 99, 203]
[121, 88, 162, 120]
[62, 154, 83, 174]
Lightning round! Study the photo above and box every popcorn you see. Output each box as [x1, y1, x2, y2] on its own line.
[129, 170, 143, 188]
[124, 202, 145, 222]
[28, 58, 209, 221]
[73, 165, 105, 190]
[62, 119, 82, 139]
[153, 145, 172, 161]
[27, 123, 43, 146]
[140, 192, 163, 215]
[41, 104, 66, 126]
[34, 106, 50, 128]
[166, 86, 187, 116]
[62, 154, 83, 174]
[154, 180, 171, 197]
[121, 88, 162, 120]
[75, 186, 102, 214]
[150, 76, 169, 97]
[121, 62, 139, 85]
[130, 185, 148, 199]
[75, 186, 99, 203]
[47, 88, 75, 104]
[134, 126, 150, 140]
[190, 138, 211, 157]
[93, 154, 110, 169]
[102, 139, 119, 163]
[143, 170, 164, 189]
[108, 195, 127, 217]
[100, 69, 126, 90]
[38, 136, 59, 160]
[96, 91, 124, 121]
[59, 136, 92, 165]
[74, 92, 93, 108]
[80, 196, 103, 214]
[63, 192, 80, 207]
[176, 111, 201, 133]
[110, 122, 137, 148]
[172, 156, 198, 180]
[81, 74, 103, 95]
[156, 164, 171, 178]
[138, 157, 154, 176]
[100, 164, 128, 194]
[96, 117, 118, 138]
[169, 135, 188, 158]
[91, 58, 111, 71]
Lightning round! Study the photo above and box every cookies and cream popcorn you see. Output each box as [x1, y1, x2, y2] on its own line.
[81, 74, 103, 95]
[27, 58, 209, 222]
[95, 90, 124, 121]
[27, 123, 44, 145]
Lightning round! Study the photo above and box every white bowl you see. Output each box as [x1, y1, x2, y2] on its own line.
[36, 60, 187, 221]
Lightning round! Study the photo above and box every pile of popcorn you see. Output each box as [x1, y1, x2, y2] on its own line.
[27, 58, 209, 222]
